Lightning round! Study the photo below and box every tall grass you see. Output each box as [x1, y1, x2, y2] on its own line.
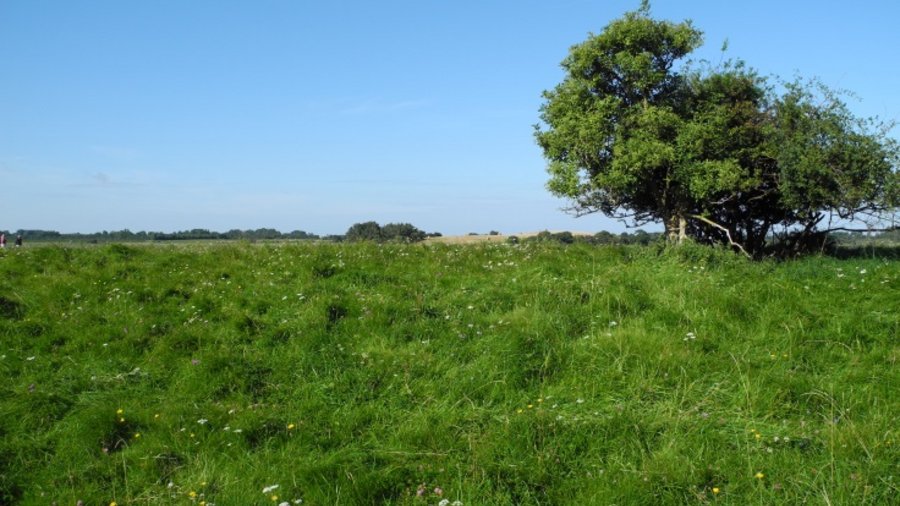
[0, 242, 897, 504]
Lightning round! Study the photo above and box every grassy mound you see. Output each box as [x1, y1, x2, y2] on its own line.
[0, 242, 896, 504]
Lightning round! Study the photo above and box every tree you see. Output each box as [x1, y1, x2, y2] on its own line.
[345, 221, 384, 242]
[535, 2, 898, 257]
[344, 221, 429, 243]
[381, 222, 427, 243]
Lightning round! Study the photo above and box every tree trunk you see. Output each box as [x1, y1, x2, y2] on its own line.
[665, 213, 687, 244]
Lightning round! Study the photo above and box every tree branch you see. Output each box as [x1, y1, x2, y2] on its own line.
[689, 214, 752, 258]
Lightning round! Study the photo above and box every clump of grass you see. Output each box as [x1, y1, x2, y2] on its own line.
[0, 243, 897, 504]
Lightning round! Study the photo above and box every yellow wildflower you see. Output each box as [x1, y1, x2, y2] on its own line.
[712, 487, 720, 494]
[287, 423, 295, 430]
[271, 495, 279, 501]
[116, 408, 124, 415]
[755, 472, 765, 479]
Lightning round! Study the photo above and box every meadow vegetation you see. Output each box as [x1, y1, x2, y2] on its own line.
[0, 241, 897, 504]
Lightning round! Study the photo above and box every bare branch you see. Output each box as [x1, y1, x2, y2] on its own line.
[689, 214, 752, 258]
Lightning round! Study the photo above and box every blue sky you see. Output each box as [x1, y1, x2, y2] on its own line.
[1, 0, 897, 235]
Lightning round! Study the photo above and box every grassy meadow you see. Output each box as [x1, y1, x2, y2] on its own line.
[0, 241, 897, 505]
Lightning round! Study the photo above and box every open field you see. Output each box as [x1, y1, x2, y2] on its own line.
[1, 242, 897, 505]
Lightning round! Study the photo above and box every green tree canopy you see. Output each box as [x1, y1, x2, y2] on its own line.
[345, 221, 384, 242]
[345, 221, 429, 243]
[535, 2, 899, 257]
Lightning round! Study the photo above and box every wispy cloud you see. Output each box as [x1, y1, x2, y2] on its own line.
[68, 169, 156, 189]
[92, 172, 111, 185]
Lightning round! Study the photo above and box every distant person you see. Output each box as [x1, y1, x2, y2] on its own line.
[0, 233, 5, 248]
[14, 235, 22, 247]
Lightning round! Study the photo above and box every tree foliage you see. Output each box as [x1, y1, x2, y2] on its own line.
[535, 2, 899, 257]
[0, 228, 321, 243]
[345, 221, 384, 242]
[345, 221, 428, 243]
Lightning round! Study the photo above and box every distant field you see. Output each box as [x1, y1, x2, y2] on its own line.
[0, 242, 897, 504]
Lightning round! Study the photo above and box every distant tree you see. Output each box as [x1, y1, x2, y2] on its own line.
[345, 222, 428, 243]
[381, 223, 427, 243]
[552, 231, 575, 244]
[345, 221, 384, 242]
[286, 230, 319, 240]
[535, 2, 899, 257]
[594, 231, 615, 244]
[250, 228, 281, 240]
[618, 232, 634, 245]
[632, 229, 652, 245]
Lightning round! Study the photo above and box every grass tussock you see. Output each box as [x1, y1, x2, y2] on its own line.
[0, 242, 897, 505]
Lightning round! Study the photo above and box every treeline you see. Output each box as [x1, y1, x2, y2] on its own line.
[0, 228, 321, 243]
[829, 229, 900, 245]
[3, 227, 895, 247]
[509, 229, 900, 247]
[509, 230, 661, 245]
[343, 222, 441, 243]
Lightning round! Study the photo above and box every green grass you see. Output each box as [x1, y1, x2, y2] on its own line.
[0, 242, 897, 505]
